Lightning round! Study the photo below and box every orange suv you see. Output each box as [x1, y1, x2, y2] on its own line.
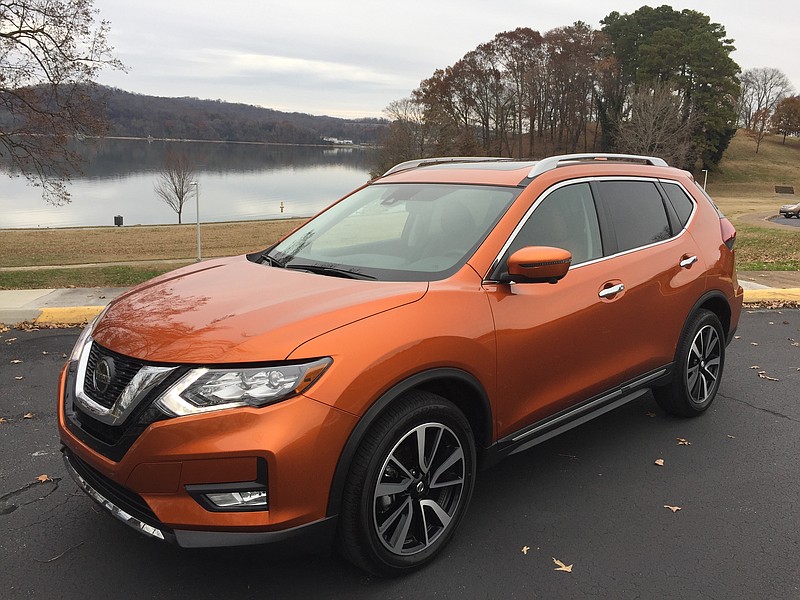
[58, 153, 743, 575]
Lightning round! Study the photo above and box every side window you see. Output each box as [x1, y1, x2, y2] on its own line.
[505, 182, 602, 265]
[595, 181, 671, 252]
[661, 182, 695, 228]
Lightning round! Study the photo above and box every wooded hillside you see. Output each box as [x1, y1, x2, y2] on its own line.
[102, 87, 388, 145]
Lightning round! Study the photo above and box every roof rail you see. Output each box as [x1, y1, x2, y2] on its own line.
[528, 153, 668, 178]
[383, 156, 514, 177]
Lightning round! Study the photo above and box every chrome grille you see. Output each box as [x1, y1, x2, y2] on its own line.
[84, 342, 144, 409]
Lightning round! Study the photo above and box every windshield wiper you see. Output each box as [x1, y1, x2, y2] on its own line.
[285, 263, 376, 280]
[259, 252, 286, 268]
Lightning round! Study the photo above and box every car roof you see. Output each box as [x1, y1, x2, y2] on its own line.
[377, 154, 687, 187]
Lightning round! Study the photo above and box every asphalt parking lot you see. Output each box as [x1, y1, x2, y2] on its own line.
[1, 309, 798, 599]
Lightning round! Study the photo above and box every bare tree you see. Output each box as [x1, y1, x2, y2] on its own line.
[154, 150, 195, 224]
[1, 0, 123, 204]
[615, 82, 694, 168]
[737, 67, 794, 128]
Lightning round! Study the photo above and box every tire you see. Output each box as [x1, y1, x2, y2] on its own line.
[653, 309, 725, 417]
[337, 390, 476, 576]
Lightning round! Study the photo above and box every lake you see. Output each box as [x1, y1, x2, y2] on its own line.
[0, 139, 376, 229]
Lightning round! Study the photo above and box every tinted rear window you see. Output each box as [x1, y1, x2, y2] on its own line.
[596, 181, 671, 252]
[661, 182, 695, 227]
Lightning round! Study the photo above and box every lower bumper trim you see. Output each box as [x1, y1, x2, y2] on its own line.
[63, 453, 171, 542]
[173, 515, 338, 550]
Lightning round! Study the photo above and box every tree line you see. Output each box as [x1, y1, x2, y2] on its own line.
[102, 88, 388, 146]
[375, 5, 756, 176]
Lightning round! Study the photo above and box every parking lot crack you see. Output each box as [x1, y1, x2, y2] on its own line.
[719, 392, 800, 424]
[0, 478, 61, 516]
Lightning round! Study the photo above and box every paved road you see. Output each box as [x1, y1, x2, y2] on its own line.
[769, 215, 800, 228]
[1, 311, 799, 599]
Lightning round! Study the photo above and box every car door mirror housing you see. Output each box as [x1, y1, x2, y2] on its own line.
[504, 246, 572, 284]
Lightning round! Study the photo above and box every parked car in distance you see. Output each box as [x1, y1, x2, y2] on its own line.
[58, 153, 743, 576]
[779, 201, 800, 218]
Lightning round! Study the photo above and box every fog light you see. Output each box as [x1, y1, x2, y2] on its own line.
[205, 490, 268, 509]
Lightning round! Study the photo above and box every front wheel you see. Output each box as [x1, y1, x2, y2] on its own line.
[337, 391, 476, 576]
[653, 309, 725, 417]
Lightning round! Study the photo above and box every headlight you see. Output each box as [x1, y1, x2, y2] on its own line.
[154, 358, 332, 416]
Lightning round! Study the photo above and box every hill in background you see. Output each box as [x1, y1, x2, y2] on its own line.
[102, 87, 388, 145]
[709, 130, 800, 213]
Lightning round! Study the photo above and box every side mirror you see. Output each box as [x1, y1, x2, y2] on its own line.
[504, 246, 572, 284]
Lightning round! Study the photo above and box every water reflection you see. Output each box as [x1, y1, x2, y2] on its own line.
[0, 139, 375, 229]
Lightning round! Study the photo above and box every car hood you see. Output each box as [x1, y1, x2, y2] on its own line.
[92, 255, 428, 363]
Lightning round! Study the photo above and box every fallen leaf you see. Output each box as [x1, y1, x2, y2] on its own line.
[15, 376, 24, 381]
[757, 371, 779, 381]
[654, 458, 665, 466]
[749, 365, 761, 369]
[727, 435, 736, 439]
[646, 411, 656, 418]
[41, 351, 49, 355]
[23, 412, 34, 419]
[522, 546, 530, 555]
[0, 417, 9, 424]
[768, 322, 774, 325]
[0, 324, 9, 333]
[677, 438, 691, 445]
[664, 505, 682, 513]
[5, 337, 17, 343]
[36, 474, 51, 483]
[750, 342, 759, 346]
[552, 557, 573, 572]
[10, 359, 22, 364]
[734, 335, 741, 339]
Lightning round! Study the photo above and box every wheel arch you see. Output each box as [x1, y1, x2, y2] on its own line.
[690, 290, 733, 341]
[326, 368, 492, 517]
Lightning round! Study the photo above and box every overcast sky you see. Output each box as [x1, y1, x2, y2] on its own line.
[93, 0, 800, 119]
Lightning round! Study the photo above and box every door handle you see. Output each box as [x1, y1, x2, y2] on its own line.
[598, 283, 625, 298]
[680, 255, 698, 268]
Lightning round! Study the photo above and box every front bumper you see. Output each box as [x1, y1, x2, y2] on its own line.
[63, 449, 338, 549]
[58, 361, 357, 547]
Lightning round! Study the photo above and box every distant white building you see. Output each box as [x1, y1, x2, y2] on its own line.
[323, 137, 354, 145]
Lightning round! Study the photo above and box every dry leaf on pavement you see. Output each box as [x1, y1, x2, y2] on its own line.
[677, 438, 691, 445]
[757, 371, 779, 381]
[654, 458, 665, 466]
[750, 342, 759, 346]
[23, 412, 34, 419]
[522, 546, 530, 555]
[646, 412, 656, 418]
[10, 359, 22, 364]
[664, 505, 682, 513]
[15, 376, 24, 381]
[36, 474, 51, 483]
[0, 417, 9, 424]
[552, 558, 573, 572]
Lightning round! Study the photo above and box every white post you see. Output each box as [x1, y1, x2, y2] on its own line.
[701, 169, 708, 190]
[190, 182, 201, 261]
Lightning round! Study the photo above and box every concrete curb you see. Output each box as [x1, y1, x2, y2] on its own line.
[34, 306, 106, 325]
[742, 288, 800, 303]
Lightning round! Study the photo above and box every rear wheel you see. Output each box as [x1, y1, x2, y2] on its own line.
[337, 390, 476, 576]
[654, 309, 725, 417]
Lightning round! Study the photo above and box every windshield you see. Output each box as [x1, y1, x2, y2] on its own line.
[266, 183, 520, 281]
